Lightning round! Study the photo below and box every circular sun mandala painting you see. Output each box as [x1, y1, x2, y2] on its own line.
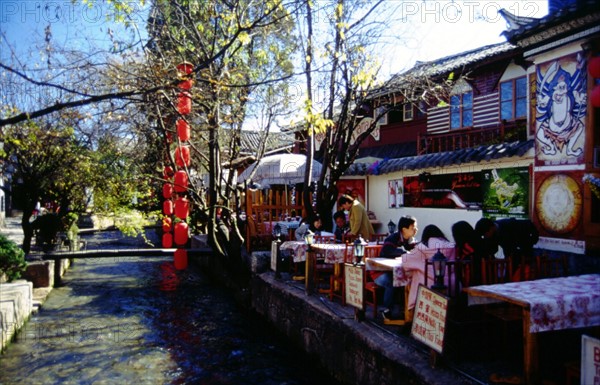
[536, 174, 582, 234]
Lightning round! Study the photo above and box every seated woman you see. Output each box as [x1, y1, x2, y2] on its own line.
[402, 224, 456, 312]
[451, 220, 480, 286]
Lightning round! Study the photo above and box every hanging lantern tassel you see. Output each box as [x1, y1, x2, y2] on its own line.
[174, 248, 188, 270]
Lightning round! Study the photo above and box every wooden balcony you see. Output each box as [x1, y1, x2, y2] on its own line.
[417, 121, 526, 155]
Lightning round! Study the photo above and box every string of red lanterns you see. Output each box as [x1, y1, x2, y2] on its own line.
[161, 62, 194, 271]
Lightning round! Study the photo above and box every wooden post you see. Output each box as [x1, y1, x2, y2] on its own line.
[305, 248, 314, 295]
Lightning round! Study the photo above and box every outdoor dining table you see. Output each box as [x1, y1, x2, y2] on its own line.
[365, 257, 411, 287]
[463, 274, 600, 385]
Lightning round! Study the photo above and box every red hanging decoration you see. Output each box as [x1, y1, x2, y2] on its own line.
[174, 222, 189, 245]
[174, 145, 191, 168]
[163, 166, 174, 179]
[177, 92, 192, 115]
[163, 200, 173, 216]
[589, 56, 600, 78]
[174, 170, 188, 193]
[174, 249, 188, 270]
[177, 62, 194, 75]
[178, 79, 193, 90]
[162, 183, 173, 199]
[174, 197, 190, 219]
[176, 119, 191, 141]
[591, 85, 600, 108]
[162, 232, 173, 248]
[162, 217, 172, 233]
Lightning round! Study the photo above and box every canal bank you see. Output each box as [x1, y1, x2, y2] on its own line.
[191, 244, 480, 385]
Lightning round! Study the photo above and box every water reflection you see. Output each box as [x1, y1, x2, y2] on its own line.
[0, 236, 340, 385]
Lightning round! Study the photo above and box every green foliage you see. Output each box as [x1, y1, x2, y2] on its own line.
[0, 234, 27, 282]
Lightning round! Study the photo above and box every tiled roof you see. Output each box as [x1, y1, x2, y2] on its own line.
[344, 140, 534, 176]
[500, 1, 600, 42]
[370, 42, 517, 98]
[240, 130, 295, 155]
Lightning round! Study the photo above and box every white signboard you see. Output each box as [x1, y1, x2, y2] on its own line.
[344, 264, 364, 309]
[411, 285, 448, 353]
[270, 241, 278, 271]
[581, 334, 600, 385]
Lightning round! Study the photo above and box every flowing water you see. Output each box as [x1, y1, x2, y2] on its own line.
[0, 232, 340, 385]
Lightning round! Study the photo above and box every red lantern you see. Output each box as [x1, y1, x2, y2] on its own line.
[178, 79, 193, 90]
[174, 197, 190, 219]
[162, 232, 173, 248]
[162, 183, 173, 199]
[589, 56, 600, 78]
[174, 222, 189, 245]
[163, 166, 174, 179]
[177, 62, 194, 75]
[176, 119, 190, 141]
[163, 200, 173, 216]
[162, 217, 172, 233]
[174, 145, 191, 167]
[177, 91, 192, 115]
[174, 248, 188, 270]
[174, 170, 188, 193]
[591, 85, 600, 108]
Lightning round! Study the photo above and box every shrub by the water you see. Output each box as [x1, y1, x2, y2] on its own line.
[0, 234, 27, 282]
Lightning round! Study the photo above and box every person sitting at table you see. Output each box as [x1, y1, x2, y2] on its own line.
[451, 220, 481, 286]
[475, 217, 539, 281]
[402, 224, 456, 312]
[309, 214, 324, 235]
[375, 215, 418, 320]
[333, 210, 349, 243]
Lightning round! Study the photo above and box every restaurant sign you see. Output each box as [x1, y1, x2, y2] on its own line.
[344, 264, 364, 310]
[411, 285, 448, 353]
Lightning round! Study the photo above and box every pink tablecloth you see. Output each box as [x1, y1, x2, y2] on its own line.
[365, 258, 410, 287]
[466, 274, 600, 333]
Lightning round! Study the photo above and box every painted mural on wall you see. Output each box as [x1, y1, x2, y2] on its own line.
[387, 179, 403, 208]
[535, 52, 586, 167]
[482, 167, 530, 220]
[337, 179, 366, 207]
[403, 172, 481, 210]
[533, 171, 585, 254]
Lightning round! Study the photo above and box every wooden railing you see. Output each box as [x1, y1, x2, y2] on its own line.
[417, 121, 527, 155]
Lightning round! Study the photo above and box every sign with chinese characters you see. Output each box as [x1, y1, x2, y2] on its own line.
[411, 285, 448, 353]
[404, 172, 481, 210]
[344, 264, 364, 310]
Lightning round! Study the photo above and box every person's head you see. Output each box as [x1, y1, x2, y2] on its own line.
[337, 194, 354, 211]
[333, 210, 346, 228]
[311, 214, 323, 231]
[475, 218, 497, 240]
[420, 224, 447, 247]
[452, 220, 475, 247]
[397, 215, 418, 240]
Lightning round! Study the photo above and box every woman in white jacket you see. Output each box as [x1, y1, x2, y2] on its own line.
[402, 224, 456, 311]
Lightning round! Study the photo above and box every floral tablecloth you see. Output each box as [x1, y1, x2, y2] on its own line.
[365, 258, 411, 287]
[279, 241, 307, 263]
[466, 274, 600, 333]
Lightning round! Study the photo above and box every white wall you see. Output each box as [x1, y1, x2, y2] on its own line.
[361, 154, 534, 243]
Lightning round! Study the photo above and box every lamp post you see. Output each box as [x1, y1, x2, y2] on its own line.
[273, 223, 283, 278]
[430, 249, 447, 292]
[353, 234, 367, 265]
[387, 220, 396, 235]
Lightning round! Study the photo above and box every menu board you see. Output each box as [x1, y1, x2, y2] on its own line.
[410, 285, 448, 353]
[344, 264, 364, 309]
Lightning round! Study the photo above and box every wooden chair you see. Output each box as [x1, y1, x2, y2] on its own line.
[536, 254, 568, 279]
[424, 259, 471, 298]
[481, 256, 513, 285]
[246, 216, 273, 252]
[313, 235, 337, 294]
[363, 245, 384, 318]
[329, 244, 354, 304]
[370, 233, 388, 244]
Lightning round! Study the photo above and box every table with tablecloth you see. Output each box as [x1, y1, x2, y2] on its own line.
[365, 257, 410, 287]
[464, 274, 600, 384]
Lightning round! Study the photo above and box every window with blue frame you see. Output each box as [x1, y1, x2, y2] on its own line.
[500, 77, 527, 121]
[450, 91, 473, 129]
